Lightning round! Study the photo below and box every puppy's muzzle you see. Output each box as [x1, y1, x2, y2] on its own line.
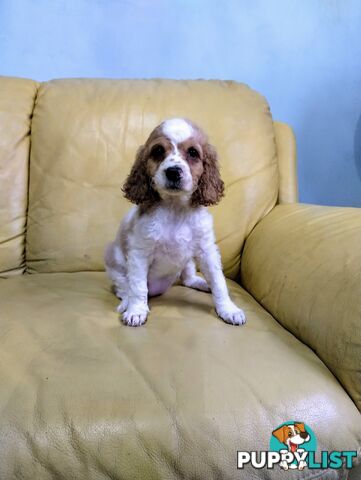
[165, 166, 182, 182]
[165, 166, 183, 188]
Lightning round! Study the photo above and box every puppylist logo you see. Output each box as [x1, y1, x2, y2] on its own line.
[237, 421, 357, 471]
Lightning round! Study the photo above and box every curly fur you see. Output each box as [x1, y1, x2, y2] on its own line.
[191, 143, 224, 207]
[122, 146, 160, 205]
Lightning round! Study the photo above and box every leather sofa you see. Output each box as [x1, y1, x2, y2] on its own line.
[0, 76, 360, 479]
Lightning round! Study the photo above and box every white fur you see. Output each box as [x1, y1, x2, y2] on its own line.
[105, 203, 246, 326]
[162, 118, 193, 143]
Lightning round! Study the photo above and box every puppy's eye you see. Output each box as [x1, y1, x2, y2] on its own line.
[151, 145, 165, 158]
[187, 147, 199, 159]
[288, 431, 293, 437]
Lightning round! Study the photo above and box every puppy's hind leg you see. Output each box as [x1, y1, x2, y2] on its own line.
[180, 259, 211, 293]
[104, 242, 129, 312]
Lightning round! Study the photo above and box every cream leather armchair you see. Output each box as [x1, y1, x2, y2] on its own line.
[0, 76, 360, 479]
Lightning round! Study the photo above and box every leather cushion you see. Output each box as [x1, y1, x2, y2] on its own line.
[241, 203, 361, 411]
[0, 77, 38, 276]
[0, 273, 360, 478]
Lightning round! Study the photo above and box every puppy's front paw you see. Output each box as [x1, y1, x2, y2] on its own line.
[122, 304, 149, 327]
[216, 302, 246, 326]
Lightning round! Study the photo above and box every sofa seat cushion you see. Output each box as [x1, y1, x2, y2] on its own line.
[1, 272, 360, 479]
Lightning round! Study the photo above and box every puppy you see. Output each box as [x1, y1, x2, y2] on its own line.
[104, 118, 246, 327]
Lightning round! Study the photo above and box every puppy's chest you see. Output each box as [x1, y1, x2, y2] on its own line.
[156, 224, 194, 257]
[144, 218, 197, 260]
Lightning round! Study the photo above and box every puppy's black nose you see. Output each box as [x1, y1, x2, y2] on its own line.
[300, 431, 309, 439]
[165, 166, 182, 182]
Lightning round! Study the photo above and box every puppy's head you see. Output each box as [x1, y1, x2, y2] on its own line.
[122, 118, 224, 207]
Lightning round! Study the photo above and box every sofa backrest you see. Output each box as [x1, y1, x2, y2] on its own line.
[26, 79, 279, 279]
[1, 78, 280, 279]
[0, 77, 38, 277]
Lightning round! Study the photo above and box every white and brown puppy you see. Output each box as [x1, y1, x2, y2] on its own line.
[104, 118, 246, 327]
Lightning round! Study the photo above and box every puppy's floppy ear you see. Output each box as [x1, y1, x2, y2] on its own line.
[191, 143, 224, 206]
[272, 425, 288, 444]
[122, 145, 160, 205]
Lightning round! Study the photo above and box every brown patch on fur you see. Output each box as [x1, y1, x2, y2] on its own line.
[177, 138, 204, 187]
[147, 157, 160, 177]
[189, 159, 204, 189]
[191, 142, 224, 206]
[122, 145, 160, 206]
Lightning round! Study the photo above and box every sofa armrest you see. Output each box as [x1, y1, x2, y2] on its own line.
[240, 203, 361, 409]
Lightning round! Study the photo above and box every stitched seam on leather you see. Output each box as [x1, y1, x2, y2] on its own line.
[23, 81, 40, 275]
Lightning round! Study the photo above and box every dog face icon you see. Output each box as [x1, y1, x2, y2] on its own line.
[272, 422, 310, 453]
